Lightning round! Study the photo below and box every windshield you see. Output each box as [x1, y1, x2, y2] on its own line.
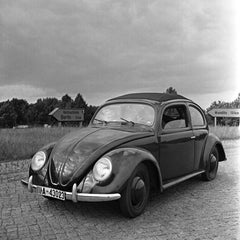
[93, 103, 155, 126]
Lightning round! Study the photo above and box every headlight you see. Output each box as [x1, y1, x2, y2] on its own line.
[93, 157, 112, 182]
[31, 151, 47, 171]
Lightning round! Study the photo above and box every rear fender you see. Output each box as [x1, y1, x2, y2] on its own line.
[92, 148, 162, 194]
[202, 134, 226, 169]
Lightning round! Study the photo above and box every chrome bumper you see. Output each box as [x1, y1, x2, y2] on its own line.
[21, 176, 121, 202]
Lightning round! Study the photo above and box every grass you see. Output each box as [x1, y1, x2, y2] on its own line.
[209, 126, 240, 140]
[0, 126, 239, 161]
[0, 127, 75, 161]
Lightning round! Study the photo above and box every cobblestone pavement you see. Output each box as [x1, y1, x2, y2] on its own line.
[0, 141, 239, 240]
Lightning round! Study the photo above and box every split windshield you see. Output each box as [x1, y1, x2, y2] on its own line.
[93, 103, 155, 127]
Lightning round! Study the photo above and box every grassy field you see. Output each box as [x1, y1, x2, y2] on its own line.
[0, 126, 239, 161]
[0, 127, 74, 161]
[209, 126, 240, 140]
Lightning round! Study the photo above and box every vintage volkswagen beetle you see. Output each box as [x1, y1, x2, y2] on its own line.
[22, 93, 226, 217]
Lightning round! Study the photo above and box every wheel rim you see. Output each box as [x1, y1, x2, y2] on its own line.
[210, 154, 217, 171]
[209, 152, 218, 178]
[130, 176, 146, 208]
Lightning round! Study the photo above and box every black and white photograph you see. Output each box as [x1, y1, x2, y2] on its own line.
[0, 0, 239, 239]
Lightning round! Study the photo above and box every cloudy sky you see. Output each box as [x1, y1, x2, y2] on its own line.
[0, 0, 239, 109]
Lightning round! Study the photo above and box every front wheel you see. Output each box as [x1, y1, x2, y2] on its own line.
[119, 164, 150, 218]
[202, 147, 219, 181]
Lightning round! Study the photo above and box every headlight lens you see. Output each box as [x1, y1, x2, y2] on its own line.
[31, 151, 47, 171]
[93, 157, 112, 182]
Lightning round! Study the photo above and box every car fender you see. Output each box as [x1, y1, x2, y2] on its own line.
[92, 147, 163, 194]
[202, 133, 226, 169]
[29, 142, 56, 185]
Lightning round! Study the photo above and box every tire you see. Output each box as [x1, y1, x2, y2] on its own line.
[119, 164, 150, 218]
[201, 147, 219, 181]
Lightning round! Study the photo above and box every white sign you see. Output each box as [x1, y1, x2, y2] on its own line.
[49, 108, 84, 122]
[208, 108, 240, 118]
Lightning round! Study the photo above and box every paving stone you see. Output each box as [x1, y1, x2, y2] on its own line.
[0, 141, 240, 239]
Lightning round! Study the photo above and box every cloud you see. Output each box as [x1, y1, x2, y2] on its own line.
[0, 84, 54, 102]
[0, 0, 238, 107]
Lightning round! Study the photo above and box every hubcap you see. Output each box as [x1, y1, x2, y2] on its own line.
[131, 176, 146, 206]
[209, 154, 217, 173]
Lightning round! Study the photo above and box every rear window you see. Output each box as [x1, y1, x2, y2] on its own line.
[189, 106, 205, 127]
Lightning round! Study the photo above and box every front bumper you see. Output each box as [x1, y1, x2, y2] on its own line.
[21, 176, 121, 202]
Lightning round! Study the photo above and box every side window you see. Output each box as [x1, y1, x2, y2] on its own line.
[162, 105, 188, 130]
[189, 106, 205, 127]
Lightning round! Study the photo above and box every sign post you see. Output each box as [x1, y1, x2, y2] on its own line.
[208, 108, 240, 126]
[49, 108, 84, 125]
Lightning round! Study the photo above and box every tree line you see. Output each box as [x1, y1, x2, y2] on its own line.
[206, 93, 240, 126]
[0, 89, 239, 128]
[0, 93, 97, 128]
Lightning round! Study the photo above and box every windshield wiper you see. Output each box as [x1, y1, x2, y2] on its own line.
[120, 117, 135, 126]
[94, 118, 108, 125]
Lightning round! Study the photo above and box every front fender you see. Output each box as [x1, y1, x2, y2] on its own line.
[92, 147, 162, 194]
[202, 133, 227, 169]
[29, 142, 56, 186]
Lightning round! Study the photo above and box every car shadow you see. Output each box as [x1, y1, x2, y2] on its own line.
[44, 195, 123, 219]
[42, 174, 218, 220]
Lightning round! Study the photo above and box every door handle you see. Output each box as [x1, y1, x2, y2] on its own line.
[190, 136, 196, 139]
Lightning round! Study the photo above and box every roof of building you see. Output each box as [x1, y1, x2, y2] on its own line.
[108, 92, 189, 103]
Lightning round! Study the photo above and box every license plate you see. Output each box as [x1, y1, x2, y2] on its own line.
[38, 186, 66, 200]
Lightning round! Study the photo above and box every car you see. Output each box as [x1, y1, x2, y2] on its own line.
[21, 93, 226, 218]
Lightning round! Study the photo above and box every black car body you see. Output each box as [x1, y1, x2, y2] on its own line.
[22, 93, 226, 217]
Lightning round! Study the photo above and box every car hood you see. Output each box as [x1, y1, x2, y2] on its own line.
[49, 127, 153, 187]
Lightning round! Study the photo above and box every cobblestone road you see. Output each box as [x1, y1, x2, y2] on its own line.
[0, 141, 239, 240]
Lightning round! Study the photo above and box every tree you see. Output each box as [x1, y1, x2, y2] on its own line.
[73, 93, 87, 109]
[165, 87, 178, 95]
[232, 93, 240, 108]
[27, 98, 60, 125]
[61, 94, 73, 108]
[0, 101, 18, 127]
[84, 105, 98, 125]
[11, 98, 29, 125]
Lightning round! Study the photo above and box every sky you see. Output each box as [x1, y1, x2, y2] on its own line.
[0, 0, 239, 109]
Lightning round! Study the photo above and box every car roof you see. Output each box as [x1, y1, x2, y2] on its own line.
[108, 92, 189, 103]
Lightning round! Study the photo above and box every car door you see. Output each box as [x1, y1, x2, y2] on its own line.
[188, 104, 208, 171]
[158, 103, 195, 180]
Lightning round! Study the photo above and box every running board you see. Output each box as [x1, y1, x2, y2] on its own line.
[162, 170, 205, 190]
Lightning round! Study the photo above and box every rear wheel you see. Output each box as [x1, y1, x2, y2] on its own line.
[202, 147, 219, 181]
[119, 164, 150, 218]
